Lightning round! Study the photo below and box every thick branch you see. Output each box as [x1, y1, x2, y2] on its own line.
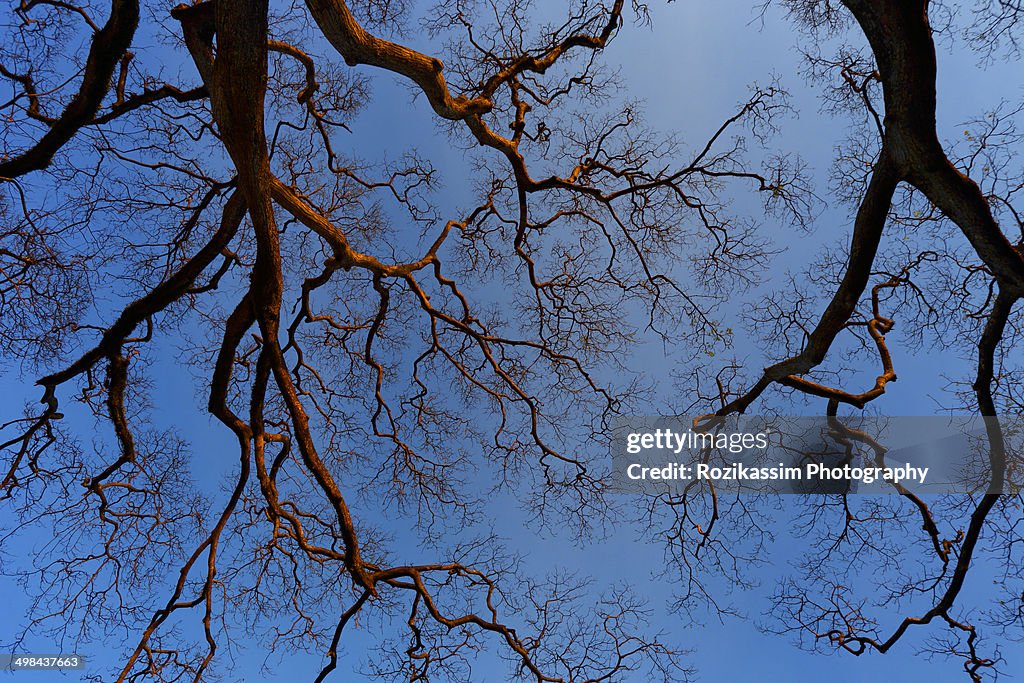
[0, 0, 140, 178]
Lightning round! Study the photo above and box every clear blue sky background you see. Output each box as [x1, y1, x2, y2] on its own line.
[2, 0, 1022, 681]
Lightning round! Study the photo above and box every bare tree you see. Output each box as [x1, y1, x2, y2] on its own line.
[1, 0, 1022, 681]
[654, 2, 1024, 681]
[0, 0, 804, 679]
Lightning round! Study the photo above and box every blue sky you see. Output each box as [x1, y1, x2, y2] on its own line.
[2, 0, 1023, 681]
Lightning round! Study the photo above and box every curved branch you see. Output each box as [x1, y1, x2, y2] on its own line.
[0, 0, 140, 178]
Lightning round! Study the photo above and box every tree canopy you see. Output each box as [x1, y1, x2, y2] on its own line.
[1, 0, 1023, 681]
